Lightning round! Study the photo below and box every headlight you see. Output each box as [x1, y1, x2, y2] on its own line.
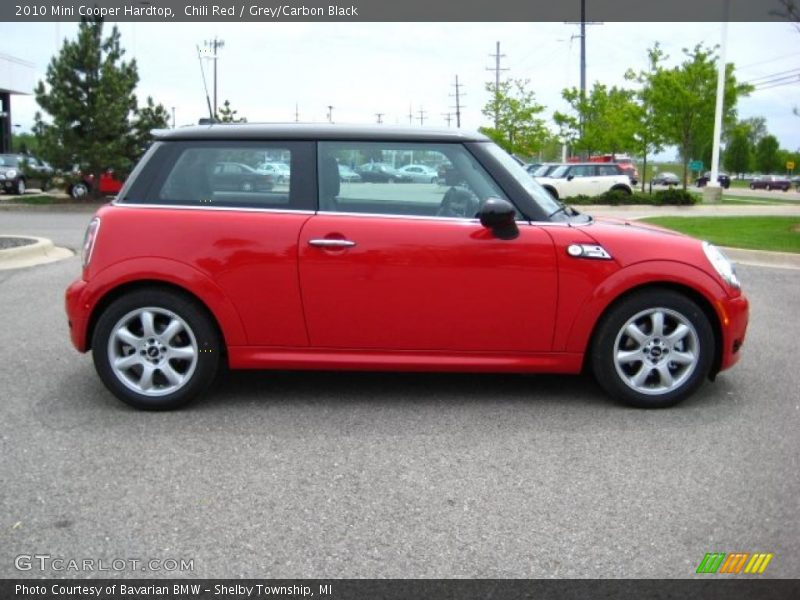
[6, 169, 17, 178]
[702, 241, 740, 289]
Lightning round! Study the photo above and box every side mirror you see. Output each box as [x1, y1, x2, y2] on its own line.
[566, 174, 575, 181]
[479, 198, 519, 240]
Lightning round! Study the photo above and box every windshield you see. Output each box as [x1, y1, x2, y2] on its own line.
[0, 155, 20, 167]
[549, 165, 570, 178]
[481, 143, 562, 218]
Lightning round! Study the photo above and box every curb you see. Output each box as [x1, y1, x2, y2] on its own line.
[0, 202, 106, 212]
[0, 236, 74, 270]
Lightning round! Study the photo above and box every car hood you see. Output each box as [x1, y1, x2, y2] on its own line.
[0, 165, 18, 174]
[578, 216, 708, 269]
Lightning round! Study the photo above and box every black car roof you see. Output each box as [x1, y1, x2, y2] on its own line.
[153, 123, 491, 143]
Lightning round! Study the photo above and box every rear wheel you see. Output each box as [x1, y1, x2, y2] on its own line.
[92, 289, 220, 410]
[590, 289, 714, 408]
[70, 182, 89, 199]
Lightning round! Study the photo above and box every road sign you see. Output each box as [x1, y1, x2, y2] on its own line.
[689, 160, 703, 171]
[787, 161, 795, 171]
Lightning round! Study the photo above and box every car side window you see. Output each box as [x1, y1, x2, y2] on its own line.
[129, 141, 314, 211]
[571, 165, 594, 177]
[317, 141, 510, 219]
[597, 165, 618, 176]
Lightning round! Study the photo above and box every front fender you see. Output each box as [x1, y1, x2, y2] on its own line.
[561, 260, 729, 354]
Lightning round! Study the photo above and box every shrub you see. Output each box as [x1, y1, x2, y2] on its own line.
[564, 189, 697, 206]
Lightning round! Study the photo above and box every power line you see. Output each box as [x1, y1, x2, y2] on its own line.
[745, 67, 800, 84]
[738, 51, 800, 71]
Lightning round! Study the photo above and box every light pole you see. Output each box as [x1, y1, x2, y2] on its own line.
[204, 37, 225, 118]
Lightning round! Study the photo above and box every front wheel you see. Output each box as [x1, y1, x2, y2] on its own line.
[92, 289, 220, 410]
[15, 179, 26, 195]
[590, 289, 714, 408]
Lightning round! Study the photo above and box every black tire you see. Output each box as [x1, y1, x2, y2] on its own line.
[590, 289, 714, 408]
[611, 185, 632, 195]
[91, 288, 221, 410]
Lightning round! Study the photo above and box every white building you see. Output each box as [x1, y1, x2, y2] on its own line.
[0, 53, 35, 153]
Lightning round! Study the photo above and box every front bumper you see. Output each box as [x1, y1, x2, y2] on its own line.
[717, 293, 749, 372]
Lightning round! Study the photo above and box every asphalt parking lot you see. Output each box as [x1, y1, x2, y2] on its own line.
[1, 211, 799, 579]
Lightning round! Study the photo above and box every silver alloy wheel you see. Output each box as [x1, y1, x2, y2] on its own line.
[612, 307, 700, 396]
[107, 307, 199, 397]
[72, 183, 88, 199]
[17, 179, 25, 195]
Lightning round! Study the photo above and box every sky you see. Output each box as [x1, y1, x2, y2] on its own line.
[1, 21, 799, 159]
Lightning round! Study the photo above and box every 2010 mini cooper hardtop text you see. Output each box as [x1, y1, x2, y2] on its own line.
[65, 124, 748, 410]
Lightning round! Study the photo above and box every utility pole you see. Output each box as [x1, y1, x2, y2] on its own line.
[375, 112, 384, 124]
[441, 112, 453, 127]
[408, 104, 414, 126]
[450, 74, 465, 128]
[295, 103, 299, 122]
[203, 37, 225, 119]
[486, 42, 509, 129]
[417, 106, 427, 126]
[326, 105, 334, 123]
[709, 0, 730, 197]
[171, 106, 176, 128]
[566, 0, 601, 151]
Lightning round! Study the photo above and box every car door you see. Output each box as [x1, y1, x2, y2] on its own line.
[298, 141, 558, 353]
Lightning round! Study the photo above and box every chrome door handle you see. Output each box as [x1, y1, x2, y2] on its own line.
[308, 239, 357, 248]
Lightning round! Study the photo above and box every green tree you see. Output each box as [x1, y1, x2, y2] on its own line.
[129, 96, 170, 163]
[648, 44, 752, 189]
[755, 135, 780, 173]
[479, 79, 549, 158]
[10, 132, 41, 155]
[218, 100, 247, 123]
[625, 43, 668, 191]
[33, 18, 170, 195]
[723, 126, 752, 176]
[553, 83, 639, 158]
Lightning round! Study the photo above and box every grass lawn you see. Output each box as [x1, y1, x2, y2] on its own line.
[641, 216, 800, 253]
[0, 194, 68, 205]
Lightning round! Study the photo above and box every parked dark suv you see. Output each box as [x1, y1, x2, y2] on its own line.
[0, 154, 53, 195]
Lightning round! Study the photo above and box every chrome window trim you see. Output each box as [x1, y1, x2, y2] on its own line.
[111, 200, 314, 215]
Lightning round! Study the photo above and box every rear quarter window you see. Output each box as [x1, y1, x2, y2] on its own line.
[119, 140, 315, 211]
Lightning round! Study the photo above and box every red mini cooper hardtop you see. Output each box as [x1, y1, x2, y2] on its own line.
[66, 124, 748, 410]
